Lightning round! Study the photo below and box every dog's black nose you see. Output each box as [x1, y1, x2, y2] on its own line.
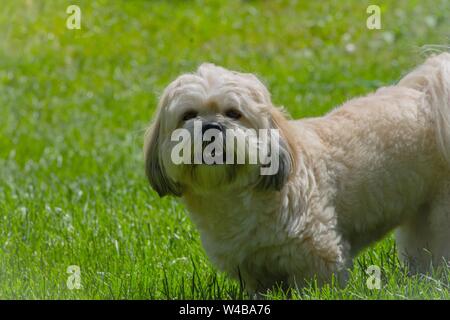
[202, 122, 223, 135]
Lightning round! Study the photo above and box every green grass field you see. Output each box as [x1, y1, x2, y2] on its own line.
[0, 0, 449, 299]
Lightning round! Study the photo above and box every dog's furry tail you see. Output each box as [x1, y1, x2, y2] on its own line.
[398, 52, 450, 165]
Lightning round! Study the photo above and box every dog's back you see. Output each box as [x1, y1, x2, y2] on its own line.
[398, 52, 450, 165]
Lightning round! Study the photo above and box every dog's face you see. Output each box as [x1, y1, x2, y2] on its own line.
[144, 63, 296, 197]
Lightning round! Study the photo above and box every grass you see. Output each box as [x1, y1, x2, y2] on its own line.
[0, 0, 449, 299]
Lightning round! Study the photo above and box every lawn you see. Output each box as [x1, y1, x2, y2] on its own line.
[0, 0, 449, 299]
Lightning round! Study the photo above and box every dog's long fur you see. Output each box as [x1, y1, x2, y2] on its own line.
[144, 53, 450, 293]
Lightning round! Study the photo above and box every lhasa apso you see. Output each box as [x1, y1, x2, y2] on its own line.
[144, 53, 450, 293]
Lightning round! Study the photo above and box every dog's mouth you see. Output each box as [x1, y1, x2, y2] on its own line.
[195, 151, 227, 166]
[199, 138, 227, 165]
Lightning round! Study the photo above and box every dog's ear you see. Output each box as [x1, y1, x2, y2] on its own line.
[144, 119, 181, 197]
[257, 107, 297, 191]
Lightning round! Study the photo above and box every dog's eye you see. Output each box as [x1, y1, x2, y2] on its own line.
[182, 110, 198, 121]
[225, 109, 241, 119]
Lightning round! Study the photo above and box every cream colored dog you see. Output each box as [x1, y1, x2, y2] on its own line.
[144, 53, 450, 293]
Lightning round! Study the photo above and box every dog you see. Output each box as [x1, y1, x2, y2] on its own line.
[144, 53, 450, 294]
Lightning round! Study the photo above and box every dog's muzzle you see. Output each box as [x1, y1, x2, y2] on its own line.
[201, 121, 227, 163]
[202, 122, 224, 135]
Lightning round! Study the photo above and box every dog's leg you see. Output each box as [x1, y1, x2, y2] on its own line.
[395, 184, 450, 273]
[395, 211, 434, 273]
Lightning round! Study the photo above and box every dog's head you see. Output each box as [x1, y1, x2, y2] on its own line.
[144, 63, 297, 197]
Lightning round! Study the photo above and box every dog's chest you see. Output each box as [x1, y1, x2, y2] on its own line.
[184, 192, 287, 269]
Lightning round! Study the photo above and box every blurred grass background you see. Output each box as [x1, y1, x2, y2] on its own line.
[0, 0, 449, 299]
